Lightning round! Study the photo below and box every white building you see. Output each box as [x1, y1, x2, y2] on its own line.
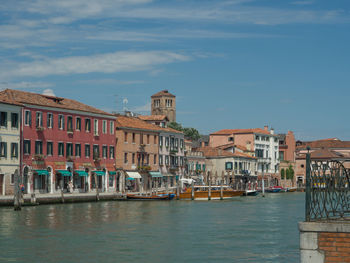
[0, 102, 21, 195]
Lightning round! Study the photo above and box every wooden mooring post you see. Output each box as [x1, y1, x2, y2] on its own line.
[94, 173, 100, 201]
[220, 179, 223, 200]
[176, 183, 180, 200]
[13, 169, 21, 211]
[208, 171, 211, 201]
[191, 180, 195, 200]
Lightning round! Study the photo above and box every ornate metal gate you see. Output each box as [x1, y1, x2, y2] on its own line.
[305, 152, 350, 221]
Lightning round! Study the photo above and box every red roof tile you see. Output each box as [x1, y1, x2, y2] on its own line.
[198, 146, 256, 159]
[0, 89, 114, 116]
[138, 115, 169, 121]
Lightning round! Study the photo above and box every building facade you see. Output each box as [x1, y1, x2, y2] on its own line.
[0, 89, 116, 195]
[151, 90, 176, 122]
[0, 101, 21, 195]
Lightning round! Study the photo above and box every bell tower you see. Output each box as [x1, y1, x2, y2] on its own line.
[151, 90, 176, 122]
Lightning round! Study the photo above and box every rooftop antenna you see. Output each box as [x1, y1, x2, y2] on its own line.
[123, 97, 129, 113]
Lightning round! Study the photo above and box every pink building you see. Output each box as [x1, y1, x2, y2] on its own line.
[0, 89, 116, 194]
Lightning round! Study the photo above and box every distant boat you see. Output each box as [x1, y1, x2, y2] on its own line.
[127, 193, 174, 200]
[243, 189, 259, 196]
[265, 186, 283, 193]
[286, 187, 297, 192]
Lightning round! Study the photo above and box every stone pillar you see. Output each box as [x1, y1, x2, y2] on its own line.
[299, 221, 350, 263]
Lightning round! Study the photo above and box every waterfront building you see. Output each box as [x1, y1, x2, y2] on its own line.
[0, 89, 116, 195]
[197, 146, 257, 188]
[138, 115, 169, 128]
[115, 115, 160, 192]
[0, 101, 21, 195]
[184, 142, 206, 184]
[210, 126, 280, 186]
[151, 90, 176, 122]
[295, 138, 350, 187]
[158, 127, 185, 188]
[277, 131, 296, 188]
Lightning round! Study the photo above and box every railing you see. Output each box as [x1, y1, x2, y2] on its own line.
[305, 152, 350, 221]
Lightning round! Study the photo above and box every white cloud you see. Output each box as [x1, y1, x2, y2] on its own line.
[42, 89, 56, 96]
[2, 51, 189, 78]
[291, 1, 315, 5]
[0, 81, 53, 90]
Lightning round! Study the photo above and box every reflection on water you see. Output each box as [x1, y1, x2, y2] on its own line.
[0, 193, 304, 263]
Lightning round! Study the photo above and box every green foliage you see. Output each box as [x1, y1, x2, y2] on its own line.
[167, 122, 201, 141]
[281, 168, 285, 179]
[285, 165, 294, 180]
[167, 122, 183, 131]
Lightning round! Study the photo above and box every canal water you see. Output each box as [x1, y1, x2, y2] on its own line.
[0, 193, 304, 263]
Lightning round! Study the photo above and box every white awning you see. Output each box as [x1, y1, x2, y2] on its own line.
[126, 171, 142, 179]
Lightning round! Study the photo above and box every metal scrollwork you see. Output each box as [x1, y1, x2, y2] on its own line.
[306, 158, 350, 221]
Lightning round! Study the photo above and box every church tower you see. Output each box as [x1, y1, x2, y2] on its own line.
[151, 90, 176, 122]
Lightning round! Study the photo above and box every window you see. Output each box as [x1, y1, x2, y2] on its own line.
[85, 118, 91, 132]
[154, 135, 157, 144]
[165, 155, 169, 165]
[58, 115, 64, 130]
[175, 138, 178, 149]
[66, 143, 73, 157]
[110, 121, 114, 134]
[0, 142, 7, 157]
[147, 135, 150, 144]
[24, 140, 31, 154]
[11, 143, 18, 158]
[159, 136, 163, 147]
[225, 162, 233, 170]
[256, 135, 260, 140]
[24, 110, 31, 126]
[47, 113, 53, 128]
[11, 113, 18, 128]
[85, 144, 90, 158]
[124, 132, 128, 143]
[94, 119, 98, 135]
[102, 120, 107, 134]
[165, 137, 169, 147]
[154, 154, 157, 165]
[124, 152, 128, 164]
[140, 133, 143, 144]
[154, 99, 160, 107]
[146, 154, 149, 164]
[255, 149, 264, 158]
[180, 157, 184, 166]
[279, 151, 284, 161]
[36, 112, 43, 128]
[132, 133, 135, 143]
[67, 116, 73, 131]
[11, 174, 14, 185]
[0, 112, 7, 127]
[35, 141, 43, 154]
[58, 143, 64, 156]
[109, 146, 115, 159]
[93, 145, 99, 158]
[75, 144, 81, 157]
[47, 142, 53, 156]
[159, 155, 163, 165]
[76, 117, 81, 131]
[102, 145, 107, 158]
[132, 153, 135, 164]
[180, 139, 184, 149]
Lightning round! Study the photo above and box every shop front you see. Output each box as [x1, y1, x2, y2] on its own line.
[56, 170, 72, 193]
[150, 172, 163, 191]
[33, 169, 50, 193]
[91, 170, 105, 191]
[73, 170, 89, 192]
[125, 171, 141, 192]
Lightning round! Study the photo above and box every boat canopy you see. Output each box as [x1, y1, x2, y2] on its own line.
[180, 178, 194, 184]
[126, 171, 141, 179]
[149, 172, 162, 178]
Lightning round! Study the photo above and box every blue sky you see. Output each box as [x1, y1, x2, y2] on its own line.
[1, 0, 350, 140]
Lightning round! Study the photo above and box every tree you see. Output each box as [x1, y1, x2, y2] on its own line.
[183, 127, 201, 141]
[167, 122, 183, 132]
[288, 165, 294, 181]
[281, 168, 285, 180]
[286, 168, 291, 180]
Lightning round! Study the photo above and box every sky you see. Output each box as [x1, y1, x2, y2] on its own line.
[1, 0, 350, 141]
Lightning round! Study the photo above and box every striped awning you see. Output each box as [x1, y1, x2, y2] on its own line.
[126, 171, 141, 179]
[149, 172, 163, 178]
[74, 170, 88, 177]
[34, 169, 49, 176]
[56, 170, 72, 176]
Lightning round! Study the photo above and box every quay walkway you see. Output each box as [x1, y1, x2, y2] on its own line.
[0, 192, 126, 206]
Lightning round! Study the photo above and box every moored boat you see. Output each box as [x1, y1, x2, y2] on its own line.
[243, 189, 259, 196]
[127, 193, 174, 200]
[178, 186, 244, 200]
[286, 187, 297, 192]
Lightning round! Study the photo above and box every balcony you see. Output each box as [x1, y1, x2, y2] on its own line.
[36, 126, 45, 132]
[137, 165, 151, 172]
[34, 154, 45, 161]
[67, 128, 74, 135]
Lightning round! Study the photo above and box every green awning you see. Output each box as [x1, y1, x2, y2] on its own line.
[108, 171, 116, 175]
[34, 169, 49, 176]
[92, 171, 105, 176]
[74, 170, 88, 177]
[150, 172, 163, 178]
[56, 170, 72, 176]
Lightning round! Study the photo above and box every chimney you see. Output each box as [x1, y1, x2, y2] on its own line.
[201, 141, 205, 147]
[264, 125, 268, 131]
[270, 128, 274, 135]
